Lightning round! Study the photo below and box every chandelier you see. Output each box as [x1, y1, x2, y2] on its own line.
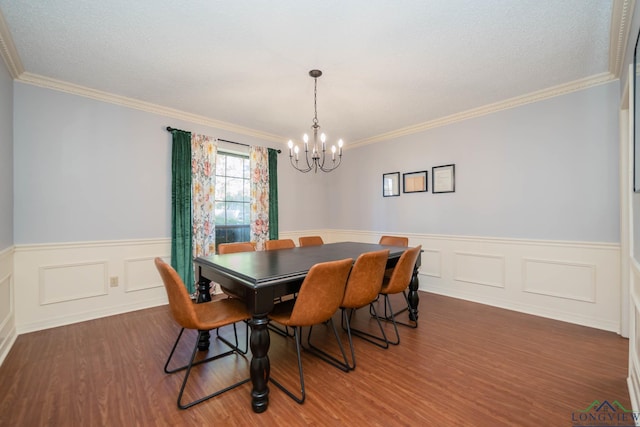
[287, 69, 343, 173]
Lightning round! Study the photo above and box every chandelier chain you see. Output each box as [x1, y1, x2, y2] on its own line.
[313, 77, 319, 127]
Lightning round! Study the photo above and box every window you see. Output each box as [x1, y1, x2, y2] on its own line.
[214, 152, 251, 249]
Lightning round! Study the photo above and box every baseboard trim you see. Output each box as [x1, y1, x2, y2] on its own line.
[0, 325, 17, 366]
[16, 297, 168, 335]
[425, 284, 618, 332]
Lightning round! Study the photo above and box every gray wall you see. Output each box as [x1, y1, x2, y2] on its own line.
[0, 57, 13, 250]
[12, 77, 621, 246]
[12, 83, 286, 244]
[326, 81, 620, 243]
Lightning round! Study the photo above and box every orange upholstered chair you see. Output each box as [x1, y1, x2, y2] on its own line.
[154, 258, 251, 409]
[298, 236, 324, 247]
[217, 242, 255, 299]
[268, 258, 353, 404]
[218, 242, 255, 254]
[373, 245, 421, 345]
[379, 235, 409, 279]
[265, 239, 296, 250]
[307, 249, 389, 371]
[379, 235, 409, 247]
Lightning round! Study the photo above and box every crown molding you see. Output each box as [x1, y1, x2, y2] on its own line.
[349, 72, 616, 148]
[610, 0, 635, 78]
[0, 7, 23, 79]
[17, 72, 286, 144]
[0, 3, 625, 149]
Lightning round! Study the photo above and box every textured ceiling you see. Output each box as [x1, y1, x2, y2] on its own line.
[0, 0, 624, 147]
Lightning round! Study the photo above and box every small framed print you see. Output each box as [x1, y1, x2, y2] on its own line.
[403, 171, 428, 193]
[432, 164, 455, 193]
[383, 172, 400, 197]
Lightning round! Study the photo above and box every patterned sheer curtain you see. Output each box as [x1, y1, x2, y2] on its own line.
[250, 146, 269, 250]
[191, 134, 217, 280]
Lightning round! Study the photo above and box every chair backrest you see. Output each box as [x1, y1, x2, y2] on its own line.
[265, 239, 296, 251]
[298, 236, 324, 247]
[341, 250, 389, 309]
[383, 245, 421, 295]
[379, 235, 409, 247]
[288, 258, 353, 326]
[154, 258, 199, 330]
[218, 242, 256, 254]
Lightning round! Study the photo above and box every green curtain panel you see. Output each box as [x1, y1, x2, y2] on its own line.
[170, 129, 195, 294]
[268, 148, 279, 240]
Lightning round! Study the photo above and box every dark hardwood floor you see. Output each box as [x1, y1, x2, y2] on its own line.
[0, 292, 630, 426]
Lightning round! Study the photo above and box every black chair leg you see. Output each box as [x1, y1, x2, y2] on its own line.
[268, 322, 295, 337]
[216, 321, 249, 354]
[269, 326, 306, 404]
[346, 304, 390, 349]
[305, 317, 351, 372]
[375, 291, 418, 329]
[169, 330, 250, 409]
[378, 295, 401, 345]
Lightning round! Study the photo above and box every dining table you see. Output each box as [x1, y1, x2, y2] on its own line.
[193, 241, 421, 413]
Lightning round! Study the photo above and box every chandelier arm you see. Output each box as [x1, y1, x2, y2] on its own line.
[303, 143, 315, 171]
[289, 155, 313, 173]
[318, 156, 342, 172]
[317, 148, 328, 169]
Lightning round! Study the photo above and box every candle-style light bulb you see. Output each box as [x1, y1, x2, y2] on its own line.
[331, 145, 336, 160]
[294, 145, 299, 161]
[338, 139, 344, 155]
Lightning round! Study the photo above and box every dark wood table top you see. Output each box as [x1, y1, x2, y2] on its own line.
[194, 241, 409, 289]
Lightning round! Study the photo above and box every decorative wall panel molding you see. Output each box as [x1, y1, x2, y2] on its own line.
[324, 229, 620, 332]
[421, 249, 442, 278]
[124, 256, 167, 293]
[628, 259, 640, 412]
[14, 238, 170, 333]
[522, 258, 596, 302]
[453, 251, 505, 288]
[0, 273, 11, 332]
[38, 260, 108, 305]
[0, 246, 16, 366]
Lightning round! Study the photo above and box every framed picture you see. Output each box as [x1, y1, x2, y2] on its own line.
[383, 172, 400, 197]
[403, 171, 428, 193]
[432, 164, 455, 193]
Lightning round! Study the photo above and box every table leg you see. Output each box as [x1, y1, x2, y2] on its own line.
[196, 277, 212, 351]
[249, 315, 270, 413]
[407, 264, 420, 322]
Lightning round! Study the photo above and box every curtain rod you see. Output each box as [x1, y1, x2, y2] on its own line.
[166, 126, 281, 153]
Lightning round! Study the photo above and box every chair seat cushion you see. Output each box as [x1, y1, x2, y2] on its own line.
[267, 299, 296, 326]
[192, 298, 250, 330]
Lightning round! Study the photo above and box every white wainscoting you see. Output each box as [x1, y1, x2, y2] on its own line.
[628, 259, 640, 412]
[13, 239, 170, 334]
[8, 232, 622, 339]
[312, 230, 622, 332]
[0, 246, 16, 365]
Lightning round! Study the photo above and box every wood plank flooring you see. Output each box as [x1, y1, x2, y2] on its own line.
[0, 292, 630, 426]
